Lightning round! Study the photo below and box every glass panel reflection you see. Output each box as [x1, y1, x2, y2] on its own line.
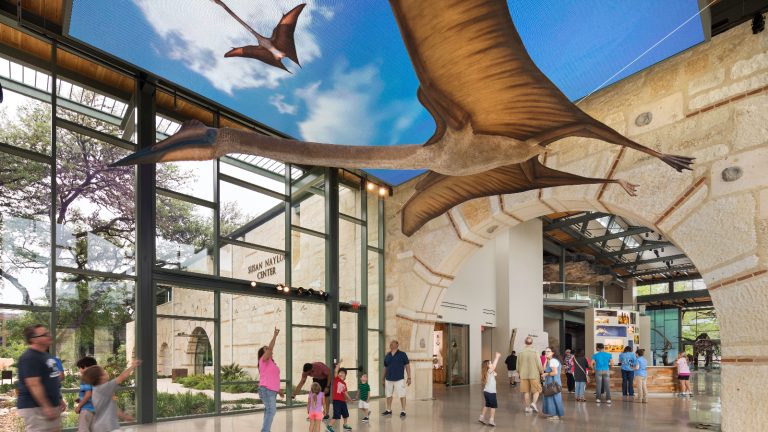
[155, 196, 214, 274]
[291, 231, 325, 291]
[55, 128, 136, 274]
[339, 220, 361, 304]
[0, 154, 51, 306]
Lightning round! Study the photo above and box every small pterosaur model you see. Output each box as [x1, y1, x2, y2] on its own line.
[113, 0, 694, 236]
[214, 0, 306, 71]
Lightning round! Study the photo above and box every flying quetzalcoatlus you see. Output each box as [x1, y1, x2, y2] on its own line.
[112, 0, 694, 236]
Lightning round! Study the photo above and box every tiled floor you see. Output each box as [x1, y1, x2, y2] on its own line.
[126, 372, 721, 431]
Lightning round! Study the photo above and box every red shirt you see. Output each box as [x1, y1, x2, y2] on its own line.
[332, 376, 347, 401]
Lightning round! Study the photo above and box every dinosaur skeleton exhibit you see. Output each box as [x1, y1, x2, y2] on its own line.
[112, 0, 694, 236]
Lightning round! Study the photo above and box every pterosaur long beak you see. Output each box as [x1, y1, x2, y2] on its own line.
[109, 120, 219, 167]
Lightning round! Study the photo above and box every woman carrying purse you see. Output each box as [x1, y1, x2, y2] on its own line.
[541, 347, 565, 421]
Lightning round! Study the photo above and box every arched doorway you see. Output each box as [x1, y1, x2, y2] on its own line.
[384, 76, 768, 430]
[189, 327, 212, 375]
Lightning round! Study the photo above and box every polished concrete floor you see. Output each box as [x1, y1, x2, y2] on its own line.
[126, 372, 721, 431]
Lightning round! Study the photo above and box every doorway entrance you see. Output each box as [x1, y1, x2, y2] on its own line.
[433, 322, 469, 386]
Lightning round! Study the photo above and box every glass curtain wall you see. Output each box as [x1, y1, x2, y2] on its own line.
[0, 45, 139, 428]
[647, 308, 680, 366]
[0, 35, 385, 424]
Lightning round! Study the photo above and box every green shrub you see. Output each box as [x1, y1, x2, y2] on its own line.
[221, 363, 249, 382]
[156, 392, 215, 418]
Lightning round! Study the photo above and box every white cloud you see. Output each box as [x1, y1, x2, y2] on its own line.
[269, 94, 298, 115]
[133, 0, 326, 94]
[318, 6, 334, 20]
[295, 62, 426, 146]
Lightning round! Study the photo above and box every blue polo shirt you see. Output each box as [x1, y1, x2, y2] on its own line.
[619, 352, 636, 371]
[384, 350, 410, 381]
[591, 351, 612, 371]
[79, 383, 95, 412]
[635, 356, 648, 378]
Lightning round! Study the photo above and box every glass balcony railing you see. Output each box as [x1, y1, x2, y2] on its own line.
[543, 282, 606, 308]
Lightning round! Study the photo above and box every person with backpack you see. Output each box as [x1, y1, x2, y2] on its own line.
[504, 351, 518, 386]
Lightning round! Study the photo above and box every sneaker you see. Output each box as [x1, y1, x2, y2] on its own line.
[343, 425, 352, 431]
[596, 399, 601, 404]
[362, 417, 369, 423]
[399, 412, 406, 418]
[524, 407, 531, 413]
[488, 420, 496, 427]
[529, 403, 538, 413]
[607, 399, 612, 405]
[478, 416, 486, 425]
[382, 410, 392, 416]
[326, 426, 335, 432]
[323, 414, 330, 420]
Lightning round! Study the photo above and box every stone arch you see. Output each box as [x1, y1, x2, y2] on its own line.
[384, 21, 768, 431]
[188, 327, 212, 375]
[158, 343, 170, 376]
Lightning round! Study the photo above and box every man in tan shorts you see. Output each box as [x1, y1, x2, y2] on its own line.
[517, 336, 544, 413]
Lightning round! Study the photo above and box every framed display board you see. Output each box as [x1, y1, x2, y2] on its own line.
[586, 308, 645, 362]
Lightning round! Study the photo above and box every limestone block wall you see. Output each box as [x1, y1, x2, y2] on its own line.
[384, 20, 768, 430]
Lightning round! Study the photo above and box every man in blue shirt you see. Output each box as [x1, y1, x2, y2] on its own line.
[634, 349, 649, 403]
[382, 340, 411, 418]
[590, 343, 614, 404]
[618, 346, 636, 398]
[17, 324, 65, 431]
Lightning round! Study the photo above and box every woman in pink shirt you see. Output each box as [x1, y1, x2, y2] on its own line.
[675, 352, 691, 398]
[258, 327, 284, 432]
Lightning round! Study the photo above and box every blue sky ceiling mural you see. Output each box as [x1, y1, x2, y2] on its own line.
[70, 0, 705, 185]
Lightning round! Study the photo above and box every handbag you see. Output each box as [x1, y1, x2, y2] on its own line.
[541, 360, 562, 396]
[542, 378, 562, 396]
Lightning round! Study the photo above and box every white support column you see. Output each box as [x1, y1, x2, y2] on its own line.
[494, 219, 544, 356]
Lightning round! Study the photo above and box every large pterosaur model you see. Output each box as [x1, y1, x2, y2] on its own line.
[212, 0, 306, 72]
[112, 0, 694, 236]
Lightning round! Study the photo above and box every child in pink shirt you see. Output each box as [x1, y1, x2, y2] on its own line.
[307, 382, 324, 432]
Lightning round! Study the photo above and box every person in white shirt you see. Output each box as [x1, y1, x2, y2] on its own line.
[478, 352, 501, 427]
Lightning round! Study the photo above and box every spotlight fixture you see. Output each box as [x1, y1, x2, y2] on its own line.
[367, 182, 376, 191]
[250, 281, 257, 287]
[653, 250, 660, 258]
[282, 285, 290, 293]
[276, 283, 285, 292]
[660, 247, 664, 253]
[307, 288, 316, 296]
[645, 232, 649, 238]
[658, 234, 662, 241]
[296, 287, 305, 296]
[378, 187, 387, 197]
